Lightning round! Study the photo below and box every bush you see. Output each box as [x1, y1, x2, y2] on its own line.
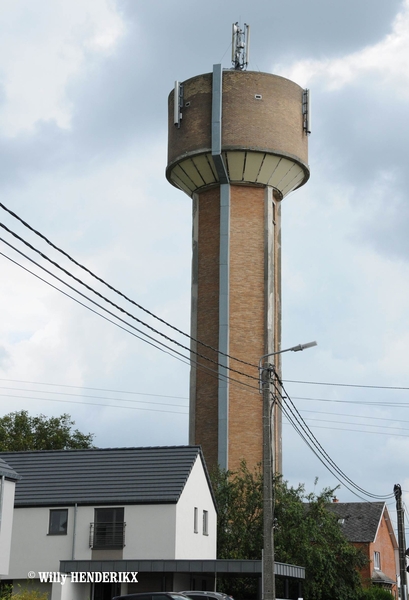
[360, 588, 394, 600]
[1, 586, 48, 600]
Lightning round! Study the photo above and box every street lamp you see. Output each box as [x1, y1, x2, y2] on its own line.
[259, 341, 317, 600]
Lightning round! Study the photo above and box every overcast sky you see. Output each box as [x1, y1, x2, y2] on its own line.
[1, 0, 409, 526]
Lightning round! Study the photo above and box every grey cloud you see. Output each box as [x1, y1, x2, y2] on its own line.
[308, 82, 409, 260]
[117, 0, 404, 68]
[0, 0, 405, 190]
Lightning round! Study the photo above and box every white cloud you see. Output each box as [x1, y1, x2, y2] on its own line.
[275, 0, 409, 97]
[0, 0, 125, 136]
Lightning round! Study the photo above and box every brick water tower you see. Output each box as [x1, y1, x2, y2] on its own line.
[166, 25, 310, 473]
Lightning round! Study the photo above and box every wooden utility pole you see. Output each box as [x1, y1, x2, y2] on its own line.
[394, 484, 407, 600]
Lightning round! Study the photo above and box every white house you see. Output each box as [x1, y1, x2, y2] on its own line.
[0, 457, 20, 577]
[0, 446, 217, 600]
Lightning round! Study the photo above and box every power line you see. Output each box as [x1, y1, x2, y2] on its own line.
[299, 416, 409, 433]
[0, 228, 259, 383]
[0, 392, 189, 416]
[284, 379, 409, 391]
[275, 373, 393, 500]
[0, 386, 188, 409]
[283, 421, 409, 438]
[0, 378, 189, 401]
[293, 395, 409, 408]
[0, 247, 261, 399]
[299, 408, 409, 425]
[0, 201, 257, 370]
[277, 396, 370, 502]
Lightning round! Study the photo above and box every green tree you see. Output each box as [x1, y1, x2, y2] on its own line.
[211, 460, 263, 560]
[360, 588, 394, 600]
[0, 410, 94, 451]
[210, 463, 367, 600]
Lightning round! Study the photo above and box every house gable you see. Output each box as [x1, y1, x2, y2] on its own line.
[328, 502, 398, 590]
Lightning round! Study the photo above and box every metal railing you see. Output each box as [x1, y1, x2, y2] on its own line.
[89, 522, 126, 549]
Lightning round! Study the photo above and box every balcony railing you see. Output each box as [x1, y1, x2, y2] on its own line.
[89, 522, 126, 549]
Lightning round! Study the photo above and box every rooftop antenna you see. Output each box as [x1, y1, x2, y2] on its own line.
[231, 22, 250, 70]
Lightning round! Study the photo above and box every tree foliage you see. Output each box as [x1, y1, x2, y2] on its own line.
[0, 410, 94, 451]
[0, 584, 48, 600]
[210, 463, 367, 600]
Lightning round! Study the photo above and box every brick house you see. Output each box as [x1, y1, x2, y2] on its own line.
[328, 501, 398, 591]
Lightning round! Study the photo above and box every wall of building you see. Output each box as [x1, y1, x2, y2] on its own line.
[0, 478, 16, 576]
[175, 455, 216, 558]
[8, 506, 75, 578]
[352, 512, 398, 590]
[371, 512, 398, 588]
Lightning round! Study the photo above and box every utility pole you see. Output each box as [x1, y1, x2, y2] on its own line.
[394, 484, 407, 600]
[261, 362, 275, 600]
[259, 342, 317, 600]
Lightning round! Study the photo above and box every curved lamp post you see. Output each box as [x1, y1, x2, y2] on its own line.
[259, 341, 317, 600]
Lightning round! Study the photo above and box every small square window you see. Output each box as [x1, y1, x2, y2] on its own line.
[49, 509, 68, 535]
[203, 510, 208, 536]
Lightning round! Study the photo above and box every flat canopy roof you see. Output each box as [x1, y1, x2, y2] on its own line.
[60, 559, 305, 580]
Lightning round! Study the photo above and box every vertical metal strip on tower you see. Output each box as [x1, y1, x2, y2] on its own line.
[211, 64, 229, 183]
[218, 183, 230, 469]
[275, 200, 283, 473]
[265, 187, 275, 357]
[189, 194, 199, 445]
[212, 64, 230, 469]
[264, 186, 283, 473]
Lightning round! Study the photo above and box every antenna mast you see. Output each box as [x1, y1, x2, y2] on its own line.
[232, 22, 250, 70]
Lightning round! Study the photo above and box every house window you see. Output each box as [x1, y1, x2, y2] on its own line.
[203, 510, 208, 535]
[49, 509, 68, 535]
[374, 551, 381, 570]
[194, 507, 198, 533]
[90, 507, 125, 549]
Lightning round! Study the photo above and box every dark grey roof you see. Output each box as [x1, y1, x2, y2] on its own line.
[0, 456, 21, 481]
[0, 446, 209, 507]
[327, 502, 385, 542]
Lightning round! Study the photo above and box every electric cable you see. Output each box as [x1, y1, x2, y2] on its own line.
[280, 386, 394, 499]
[275, 392, 370, 502]
[299, 409, 409, 425]
[284, 379, 409, 391]
[0, 226, 259, 382]
[0, 247, 261, 398]
[273, 372, 394, 500]
[0, 378, 189, 401]
[0, 392, 188, 415]
[4, 203, 409, 394]
[293, 395, 409, 408]
[283, 421, 409, 438]
[0, 385, 188, 409]
[0, 202, 257, 369]
[297, 416, 409, 433]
